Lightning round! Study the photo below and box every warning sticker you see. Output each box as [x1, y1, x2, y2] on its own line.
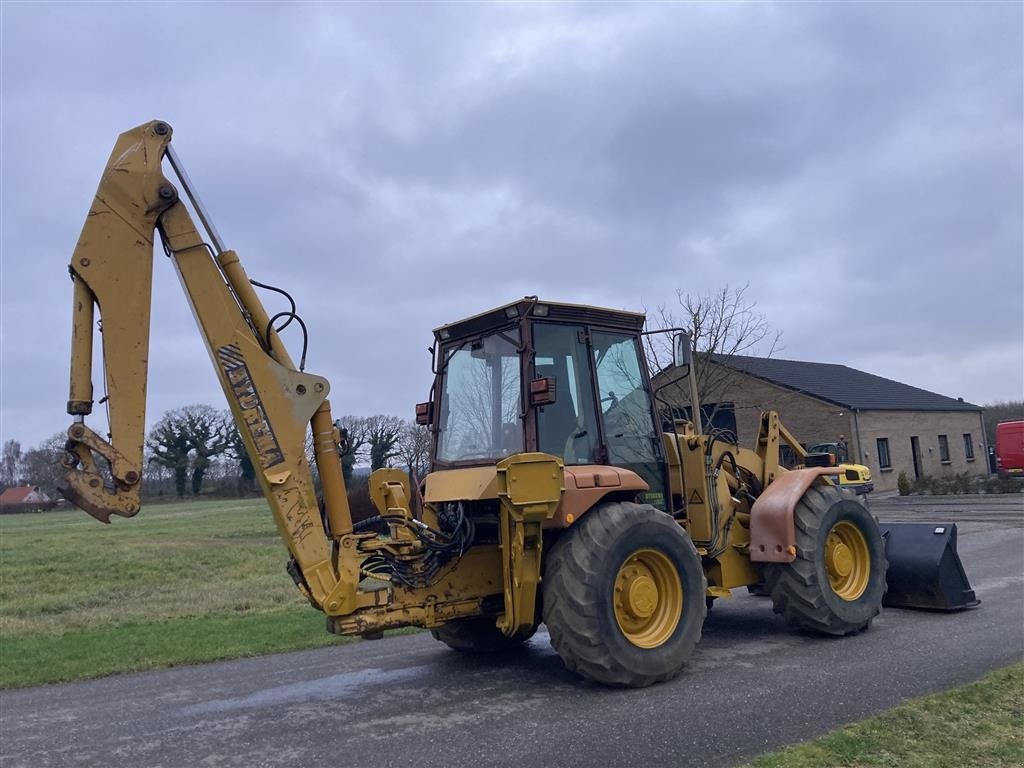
[688, 489, 703, 505]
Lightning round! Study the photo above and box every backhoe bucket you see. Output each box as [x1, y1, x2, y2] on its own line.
[879, 523, 980, 611]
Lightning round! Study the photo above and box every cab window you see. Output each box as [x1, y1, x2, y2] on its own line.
[533, 323, 599, 464]
[592, 330, 665, 507]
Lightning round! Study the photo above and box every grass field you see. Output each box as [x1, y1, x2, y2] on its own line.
[0, 498, 361, 688]
[745, 662, 1024, 768]
[3, 500, 1021, 765]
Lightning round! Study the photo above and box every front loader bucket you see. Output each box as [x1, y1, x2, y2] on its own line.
[879, 523, 980, 611]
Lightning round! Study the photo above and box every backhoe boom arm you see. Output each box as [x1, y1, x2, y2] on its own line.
[61, 120, 356, 613]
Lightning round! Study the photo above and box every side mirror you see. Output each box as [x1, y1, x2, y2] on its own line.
[530, 377, 557, 406]
[415, 402, 433, 426]
[673, 332, 693, 368]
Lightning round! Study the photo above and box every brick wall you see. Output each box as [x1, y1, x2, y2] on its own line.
[656, 363, 853, 453]
[853, 410, 987, 491]
[655, 364, 987, 493]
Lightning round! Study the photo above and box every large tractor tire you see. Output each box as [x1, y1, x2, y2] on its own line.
[542, 501, 707, 687]
[430, 616, 535, 653]
[764, 484, 886, 636]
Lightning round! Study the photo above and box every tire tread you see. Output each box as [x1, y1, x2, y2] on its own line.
[765, 485, 886, 636]
[542, 501, 707, 687]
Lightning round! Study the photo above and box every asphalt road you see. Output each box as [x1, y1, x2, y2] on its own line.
[3, 498, 1022, 768]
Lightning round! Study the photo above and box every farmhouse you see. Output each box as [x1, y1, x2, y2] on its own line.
[0, 485, 54, 513]
[656, 355, 986, 493]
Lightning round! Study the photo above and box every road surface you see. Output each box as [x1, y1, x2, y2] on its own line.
[2, 497, 1022, 768]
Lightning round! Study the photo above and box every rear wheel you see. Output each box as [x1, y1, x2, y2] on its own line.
[765, 484, 886, 635]
[430, 617, 534, 653]
[542, 501, 707, 687]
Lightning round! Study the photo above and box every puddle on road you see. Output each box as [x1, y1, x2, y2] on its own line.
[179, 665, 429, 717]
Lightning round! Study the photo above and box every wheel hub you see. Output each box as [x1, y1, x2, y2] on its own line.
[625, 574, 658, 618]
[827, 540, 853, 577]
[825, 521, 870, 601]
[613, 549, 683, 648]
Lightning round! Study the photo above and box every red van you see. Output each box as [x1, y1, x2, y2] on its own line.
[995, 420, 1024, 476]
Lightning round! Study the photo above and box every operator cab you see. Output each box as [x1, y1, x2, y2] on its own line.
[422, 298, 668, 510]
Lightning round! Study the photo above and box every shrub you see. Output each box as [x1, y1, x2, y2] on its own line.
[912, 474, 936, 495]
[912, 472, 1021, 495]
[951, 472, 972, 495]
[985, 474, 1024, 494]
[897, 471, 911, 496]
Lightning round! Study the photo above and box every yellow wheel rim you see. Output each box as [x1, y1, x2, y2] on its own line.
[825, 521, 870, 600]
[613, 549, 683, 648]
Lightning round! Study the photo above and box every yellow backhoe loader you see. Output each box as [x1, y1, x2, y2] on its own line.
[803, 442, 874, 496]
[59, 121, 978, 688]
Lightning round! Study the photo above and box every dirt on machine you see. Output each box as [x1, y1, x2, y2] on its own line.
[58, 121, 979, 688]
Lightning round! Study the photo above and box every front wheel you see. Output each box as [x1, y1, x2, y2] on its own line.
[765, 484, 886, 636]
[542, 501, 707, 687]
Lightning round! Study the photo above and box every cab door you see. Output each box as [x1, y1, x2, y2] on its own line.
[590, 330, 668, 510]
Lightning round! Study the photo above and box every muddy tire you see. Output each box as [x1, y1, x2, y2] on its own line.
[765, 484, 886, 636]
[430, 617, 534, 653]
[542, 501, 707, 687]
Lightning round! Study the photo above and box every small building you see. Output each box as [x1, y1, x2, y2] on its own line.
[0, 485, 54, 513]
[656, 355, 987, 493]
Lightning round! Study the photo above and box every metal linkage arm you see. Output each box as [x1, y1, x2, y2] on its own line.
[63, 121, 177, 520]
[61, 121, 356, 613]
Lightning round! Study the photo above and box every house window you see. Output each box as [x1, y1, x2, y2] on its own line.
[963, 433, 975, 461]
[876, 438, 891, 469]
[938, 434, 950, 463]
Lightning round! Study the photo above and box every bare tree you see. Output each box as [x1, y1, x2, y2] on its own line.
[147, 412, 191, 497]
[146, 405, 230, 497]
[224, 416, 257, 495]
[301, 430, 325, 493]
[142, 449, 175, 498]
[334, 415, 369, 483]
[182, 405, 230, 495]
[18, 433, 65, 498]
[1, 439, 22, 489]
[396, 420, 431, 479]
[365, 414, 404, 471]
[644, 284, 782, 424]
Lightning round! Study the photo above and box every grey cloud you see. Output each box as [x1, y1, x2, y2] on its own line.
[1, 1, 1020, 450]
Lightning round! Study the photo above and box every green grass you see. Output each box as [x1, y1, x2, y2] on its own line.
[0, 498, 379, 688]
[744, 662, 1024, 768]
[3, 499, 1021, 768]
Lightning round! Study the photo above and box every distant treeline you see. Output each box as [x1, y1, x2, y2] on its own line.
[1, 407, 429, 517]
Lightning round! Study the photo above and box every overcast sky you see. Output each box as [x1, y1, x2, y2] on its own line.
[2, 1, 1021, 450]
